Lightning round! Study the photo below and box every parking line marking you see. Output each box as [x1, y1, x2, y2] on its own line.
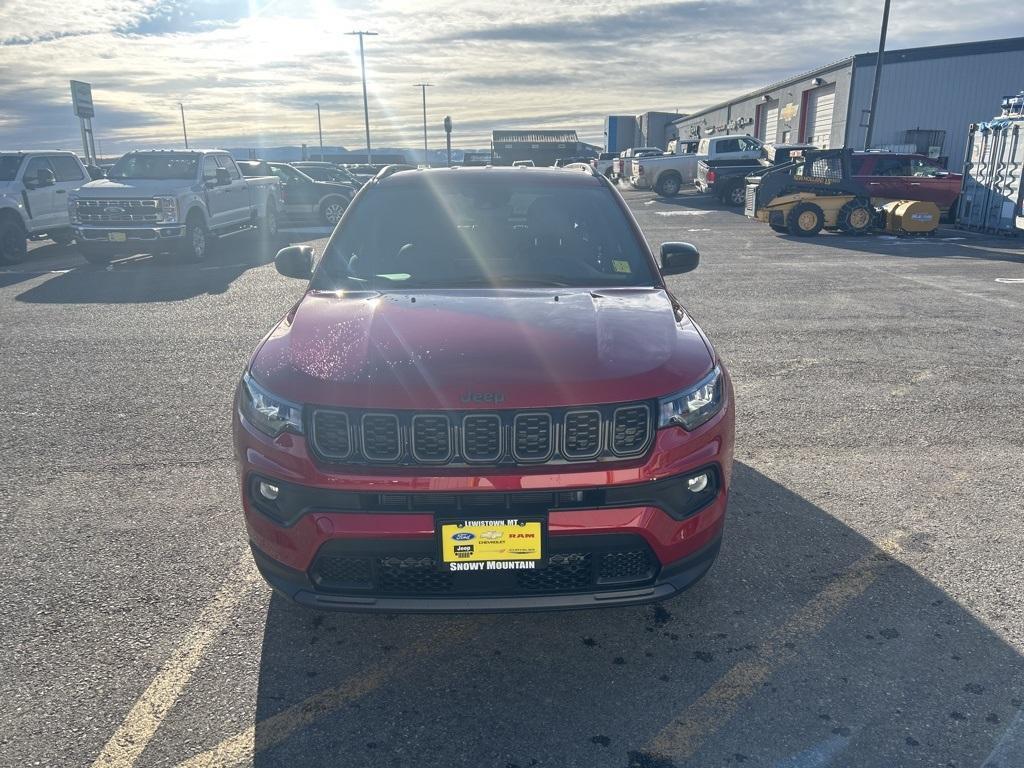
[647, 532, 905, 763]
[175, 622, 477, 768]
[91, 557, 259, 768]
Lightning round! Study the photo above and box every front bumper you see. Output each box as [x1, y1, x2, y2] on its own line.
[251, 530, 723, 613]
[75, 225, 186, 243]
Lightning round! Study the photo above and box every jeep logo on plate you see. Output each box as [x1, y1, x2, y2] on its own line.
[461, 391, 505, 404]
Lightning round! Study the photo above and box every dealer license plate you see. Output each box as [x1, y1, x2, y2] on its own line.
[440, 518, 543, 572]
[107, 232, 127, 242]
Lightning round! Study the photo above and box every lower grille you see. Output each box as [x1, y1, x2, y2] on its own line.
[309, 535, 659, 597]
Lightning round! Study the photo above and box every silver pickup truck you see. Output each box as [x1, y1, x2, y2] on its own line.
[70, 150, 281, 263]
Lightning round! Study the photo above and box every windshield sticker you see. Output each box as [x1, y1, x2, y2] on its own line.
[612, 260, 632, 273]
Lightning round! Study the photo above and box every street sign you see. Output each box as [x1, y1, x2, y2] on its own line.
[444, 116, 452, 134]
[70, 80, 94, 118]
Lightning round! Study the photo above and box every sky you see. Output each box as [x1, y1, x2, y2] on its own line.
[0, 0, 1021, 154]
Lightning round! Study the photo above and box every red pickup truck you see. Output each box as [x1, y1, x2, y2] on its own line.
[852, 152, 962, 219]
[233, 166, 735, 612]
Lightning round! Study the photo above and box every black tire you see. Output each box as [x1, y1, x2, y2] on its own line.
[320, 196, 348, 227]
[724, 181, 746, 207]
[656, 173, 682, 197]
[51, 231, 75, 247]
[260, 203, 279, 242]
[837, 198, 874, 235]
[79, 243, 112, 264]
[769, 223, 788, 234]
[0, 218, 27, 265]
[944, 197, 959, 224]
[787, 202, 825, 237]
[177, 215, 209, 262]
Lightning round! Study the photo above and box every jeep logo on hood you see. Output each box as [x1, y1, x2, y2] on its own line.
[461, 391, 505, 404]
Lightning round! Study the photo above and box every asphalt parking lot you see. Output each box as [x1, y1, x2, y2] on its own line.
[2, 188, 1023, 768]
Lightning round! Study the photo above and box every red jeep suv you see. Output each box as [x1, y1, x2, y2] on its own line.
[233, 166, 734, 612]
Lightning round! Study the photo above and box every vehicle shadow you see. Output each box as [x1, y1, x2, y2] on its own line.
[635, 188, 748, 216]
[766, 228, 1024, 264]
[249, 462, 1024, 768]
[13, 233, 308, 304]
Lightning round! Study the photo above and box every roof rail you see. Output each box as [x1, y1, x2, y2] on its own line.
[372, 164, 417, 182]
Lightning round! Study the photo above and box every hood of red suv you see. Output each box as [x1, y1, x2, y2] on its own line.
[251, 287, 714, 410]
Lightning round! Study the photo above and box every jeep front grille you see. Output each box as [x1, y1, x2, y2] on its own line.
[310, 401, 654, 467]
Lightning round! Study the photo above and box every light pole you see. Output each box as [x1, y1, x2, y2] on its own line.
[316, 102, 324, 160]
[179, 102, 189, 149]
[347, 31, 378, 164]
[413, 83, 433, 165]
[864, 0, 891, 150]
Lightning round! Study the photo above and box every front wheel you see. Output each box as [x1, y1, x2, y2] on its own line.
[0, 219, 27, 265]
[836, 198, 874, 235]
[178, 216, 209, 262]
[320, 197, 348, 227]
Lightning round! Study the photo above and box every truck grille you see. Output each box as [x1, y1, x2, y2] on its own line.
[310, 402, 654, 467]
[75, 198, 160, 225]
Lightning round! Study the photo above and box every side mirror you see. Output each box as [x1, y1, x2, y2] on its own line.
[275, 245, 315, 280]
[659, 242, 700, 276]
[216, 167, 231, 186]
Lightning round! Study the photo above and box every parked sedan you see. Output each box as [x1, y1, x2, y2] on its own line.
[292, 162, 363, 189]
[246, 162, 352, 227]
[852, 152, 962, 220]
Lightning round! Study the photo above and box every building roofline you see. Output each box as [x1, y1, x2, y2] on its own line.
[671, 57, 854, 125]
[672, 35, 1024, 126]
[852, 34, 1024, 67]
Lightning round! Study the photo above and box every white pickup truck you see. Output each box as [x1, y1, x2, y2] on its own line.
[630, 135, 764, 197]
[70, 150, 281, 263]
[0, 150, 93, 264]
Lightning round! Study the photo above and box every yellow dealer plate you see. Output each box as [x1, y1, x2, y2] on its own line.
[107, 232, 127, 242]
[440, 519, 543, 570]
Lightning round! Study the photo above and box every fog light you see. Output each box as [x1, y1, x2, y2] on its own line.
[687, 473, 709, 493]
[258, 481, 280, 500]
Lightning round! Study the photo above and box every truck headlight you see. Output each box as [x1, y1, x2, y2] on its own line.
[155, 196, 178, 223]
[68, 195, 80, 224]
[658, 365, 724, 431]
[239, 372, 304, 437]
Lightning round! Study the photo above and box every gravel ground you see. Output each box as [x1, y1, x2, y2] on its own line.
[1, 188, 1022, 768]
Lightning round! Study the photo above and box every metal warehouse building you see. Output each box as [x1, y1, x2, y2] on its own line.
[668, 36, 1024, 172]
[490, 130, 583, 166]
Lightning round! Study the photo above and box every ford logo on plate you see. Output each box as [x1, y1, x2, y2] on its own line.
[452, 532, 475, 541]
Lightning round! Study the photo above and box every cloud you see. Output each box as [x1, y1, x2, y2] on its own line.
[0, 0, 1021, 152]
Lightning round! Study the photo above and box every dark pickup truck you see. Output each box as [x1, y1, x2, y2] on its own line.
[697, 143, 816, 206]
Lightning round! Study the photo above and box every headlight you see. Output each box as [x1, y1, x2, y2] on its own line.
[155, 196, 178, 223]
[658, 365, 724, 431]
[68, 195, 80, 224]
[239, 372, 304, 437]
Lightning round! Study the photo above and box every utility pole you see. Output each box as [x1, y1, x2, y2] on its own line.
[413, 83, 433, 165]
[347, 31, 378, 164]
[179, 103, 189, 149]
[444, 115, 452, 168]
[316, 102, 324, 160]
[864, 0, 891, 150]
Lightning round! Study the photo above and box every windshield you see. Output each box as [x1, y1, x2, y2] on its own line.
[0, 155, 21, 181]
[314, 174, 657, 290]
[109, 154, 199, 180]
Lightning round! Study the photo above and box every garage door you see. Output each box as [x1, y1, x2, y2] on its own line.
[804, 83, 836, 148]
[760, 100, 779, 142]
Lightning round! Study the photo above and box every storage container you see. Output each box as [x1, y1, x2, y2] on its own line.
[956, 94, 1024, 234]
